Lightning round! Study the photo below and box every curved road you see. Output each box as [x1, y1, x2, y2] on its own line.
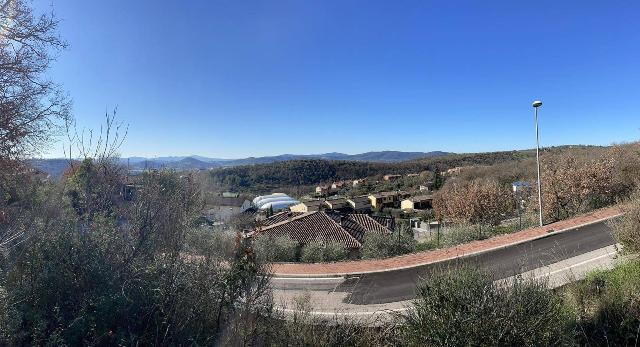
[273, 219, 617, 305]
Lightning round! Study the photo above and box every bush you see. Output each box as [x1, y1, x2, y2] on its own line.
[322, 240, 349, 262]
[300, 240, 324, 263]
[185, 227, 237, 259]
[0, 171, 273, 345]
[415, 239, 438, 252]
[403, 266, 575, 346]
[438, 224, 484, 247]
[361, 227, 416, 259]
[253, 235, 298, 262]
[300, 240, 348, 263]
[609, 189, 640, 253]
[568, 260, 640, 345]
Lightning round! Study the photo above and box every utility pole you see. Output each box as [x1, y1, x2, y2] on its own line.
[532, 100, 543, 226]
[517, 190, 522, 229]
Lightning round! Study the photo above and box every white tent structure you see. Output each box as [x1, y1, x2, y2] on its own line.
[253, 193, 299, 211]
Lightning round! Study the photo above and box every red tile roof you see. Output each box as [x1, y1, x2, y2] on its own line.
[370, 215, 396, 230]
[261, 211, 305, 226]
[256, 211, 392, 248]
[340, 214, 391, 243]
[257, 212, 361, 249]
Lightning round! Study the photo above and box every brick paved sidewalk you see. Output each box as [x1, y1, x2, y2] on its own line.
[271, 205, 624, 277]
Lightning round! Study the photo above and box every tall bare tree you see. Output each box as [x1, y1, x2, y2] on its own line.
[433, 178, 512, 227]
[535, 153, 627, 222]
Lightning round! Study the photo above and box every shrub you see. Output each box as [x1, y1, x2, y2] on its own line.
[322, 240, 349, 262]
[300, 240, 348, 263]
[186, 227, 237, 259]
[361, 227, 416, 259]
[253, 235, 298, 262]
[0, 171, 273, 345]
[403, 266, 575, 346]
[300, 240, 324, 263]
[609, 189, 640, 253]
[568, 259, 640, 345]
[415, 239, 438, 252]
[438, 224, 484, 247]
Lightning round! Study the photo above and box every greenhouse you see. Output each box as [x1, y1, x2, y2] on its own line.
[252, 193, 299, 211]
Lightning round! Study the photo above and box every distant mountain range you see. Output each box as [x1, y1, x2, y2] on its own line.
[121, 151, 451, 170]
[30, 151, 450, 178]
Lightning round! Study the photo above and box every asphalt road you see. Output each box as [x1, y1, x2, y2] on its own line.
[331, 220, 617, 304]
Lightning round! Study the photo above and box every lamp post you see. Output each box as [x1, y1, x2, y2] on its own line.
[532, 100, 543, 226]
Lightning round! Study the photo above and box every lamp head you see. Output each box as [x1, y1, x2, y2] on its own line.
[532, 100, 543, 108]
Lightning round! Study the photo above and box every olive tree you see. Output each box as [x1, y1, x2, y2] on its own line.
[300, 239, 348, 263]
[253, 234, 298, 262]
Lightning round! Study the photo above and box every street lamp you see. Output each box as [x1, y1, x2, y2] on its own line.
[532, 100, 543, 226]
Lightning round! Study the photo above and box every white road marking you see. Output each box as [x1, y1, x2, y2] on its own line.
[274, 245, 621, 317]
[533, 249, 617, 279]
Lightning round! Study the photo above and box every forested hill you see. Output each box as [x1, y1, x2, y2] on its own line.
[208, 145, 602, 191]
[210, 160, 401, 190]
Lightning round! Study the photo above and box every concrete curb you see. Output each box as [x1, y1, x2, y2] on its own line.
[271, 212, 622, 278]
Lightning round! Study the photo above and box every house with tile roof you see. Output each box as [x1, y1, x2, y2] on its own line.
[259, 211, 305, 226]
[368, 191, 410, 209]
[347, 195, 373, 212]
[401, 195, 434, 210]
[325, 197, 351, 211]
[370, 215, 396, 231]
[204, 196, 252, 223]
[325, 212, 391, 244]
[253, 211, 392, 257]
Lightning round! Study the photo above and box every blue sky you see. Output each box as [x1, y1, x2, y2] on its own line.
[37, 0, 640, 158]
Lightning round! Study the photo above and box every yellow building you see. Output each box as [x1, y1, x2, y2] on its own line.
[401, 195, 434, 211]
[290, 200, 326, 213]
[369, 191, 411, 209]
[325, 197, 350, 210]
[369, 192, 395, 209]
[347, 196, 373, 212]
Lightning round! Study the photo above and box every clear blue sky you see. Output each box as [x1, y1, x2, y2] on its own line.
[37, 0, 640, 158]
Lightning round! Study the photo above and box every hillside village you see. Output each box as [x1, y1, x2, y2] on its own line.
[109, 143, 620, 265]
[196, 166, 534, 261]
